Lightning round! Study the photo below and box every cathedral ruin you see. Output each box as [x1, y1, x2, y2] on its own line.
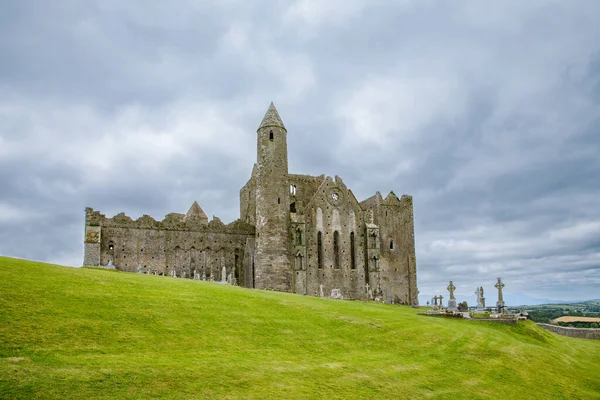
[83, 103, 419, 305]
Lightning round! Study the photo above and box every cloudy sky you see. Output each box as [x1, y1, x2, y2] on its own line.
[1, 0, 599, 303]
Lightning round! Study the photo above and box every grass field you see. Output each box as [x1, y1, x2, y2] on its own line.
[1, 256, 599, 399]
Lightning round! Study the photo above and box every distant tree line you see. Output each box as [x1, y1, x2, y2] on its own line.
[526, 303, 600, 325]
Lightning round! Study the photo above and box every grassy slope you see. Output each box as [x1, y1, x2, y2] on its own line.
[1, 257, 599, 399]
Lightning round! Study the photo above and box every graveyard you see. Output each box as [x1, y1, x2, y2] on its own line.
[422, 278, 529, 322]
[1, 256, 600, 399]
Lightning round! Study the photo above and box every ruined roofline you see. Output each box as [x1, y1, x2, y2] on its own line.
[360, 191, 413, 210]
[84, 207, 255, 234]
[240, 163, 258, 194]
[302, 174, 363, 216]
[288, 173, 325, 182]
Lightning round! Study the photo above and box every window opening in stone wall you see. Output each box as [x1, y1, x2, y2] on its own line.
[295, 253, 303, 270]
[290, 184, 296, 195]
[278, 197, 280, 204]
[371, 256, 378, 271]
[269, 130, 274, 140]
[333, 231, 340, 269]
[317, 231, 323, 269]
[108, 244, 114, 251]
[296, 228, 302, 245]
[390, 240, 395, 250]
[350, 232, 356, 269]
[290, 202, 296, 213]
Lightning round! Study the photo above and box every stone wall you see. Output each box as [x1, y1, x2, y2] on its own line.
[303, 176, 368, 300]
[537, 323, 600, 340]
[239, 165, 257, 226]
[289, 173, 326, 216]
[84, 208, 255, 283]
[363, 192, 418, 306]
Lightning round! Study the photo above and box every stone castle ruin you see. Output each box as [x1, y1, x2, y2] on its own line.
[83, 103, 419, 305]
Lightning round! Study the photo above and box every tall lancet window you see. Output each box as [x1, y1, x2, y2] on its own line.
[350, 232, 356, 269]
[333, 231, 340, 269]
[317, 231, 323, 269]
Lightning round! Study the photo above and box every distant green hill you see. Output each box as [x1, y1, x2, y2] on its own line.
[1, 256, 599, 399]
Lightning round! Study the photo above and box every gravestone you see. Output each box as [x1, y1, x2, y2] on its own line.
[480, 286, 486, 308]
[475, 287, 484, 311]
[319, 284, 324, 298]
[105, 259, 116, 270]
[330, 289, 343, 299]
[221, 266, 227, 283]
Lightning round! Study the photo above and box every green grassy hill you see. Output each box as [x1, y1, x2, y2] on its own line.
[1, 256, 599, 399]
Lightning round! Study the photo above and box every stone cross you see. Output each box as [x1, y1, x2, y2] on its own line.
[365, 283, 370, 294]
[446, 281, 458, 311]
[447, 281, 456, 300]
[495, 278, 505, 302]
[495, 277, 505, 310]
[439, 295, 443, 305]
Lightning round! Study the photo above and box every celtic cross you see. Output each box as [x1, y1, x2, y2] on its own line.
[447, 281, 456, 300]
[495, 277, 505, 302]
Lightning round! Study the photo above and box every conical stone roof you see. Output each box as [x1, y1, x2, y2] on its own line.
[258, 102, 286, 131]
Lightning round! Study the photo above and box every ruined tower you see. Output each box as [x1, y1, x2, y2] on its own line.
[253, 102, 292, 291]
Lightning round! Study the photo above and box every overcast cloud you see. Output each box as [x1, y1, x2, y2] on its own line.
[1, 0, 599, 303]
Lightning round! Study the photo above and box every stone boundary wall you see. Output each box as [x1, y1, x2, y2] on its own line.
[419, 313, 518, 324]
[537, 323, 600, 340]
[469, 318, 517, 325]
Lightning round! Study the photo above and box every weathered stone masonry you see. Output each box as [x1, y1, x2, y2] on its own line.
[84, 102, 419, 305]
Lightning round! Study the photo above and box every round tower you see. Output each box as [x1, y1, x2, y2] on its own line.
[254, 102, 292, 291]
